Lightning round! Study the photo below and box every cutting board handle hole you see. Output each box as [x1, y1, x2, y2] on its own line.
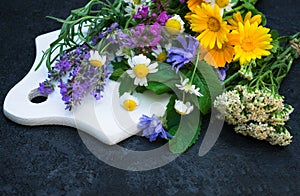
[28, 88, 48, 104]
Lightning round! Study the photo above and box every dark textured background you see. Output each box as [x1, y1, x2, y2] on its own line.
[1, 0, 300, 195]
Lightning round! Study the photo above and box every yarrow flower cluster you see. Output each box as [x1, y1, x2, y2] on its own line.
[36, 0, 299, 151]
[214, 85, 294, 146]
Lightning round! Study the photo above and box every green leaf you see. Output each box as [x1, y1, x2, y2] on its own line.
[147, 62, 180, 94]
[194, 61, 223, 115]
[118, 73, 134, 96]
[168, 107, 202, 154]
[148, 62, 180, 83]
[165, 95, 181, 130]
[165, 95, 203, 154]
[146, 81, 172, 94]
[110, 68, 126, 81]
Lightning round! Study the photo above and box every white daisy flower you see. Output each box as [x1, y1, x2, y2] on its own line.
[165, 14, 185, 34]
[120, 92, 140, 111]
[206, 0, 234, 16]
[175, 77, 203, 97]
[151, 43, 171, 62]
[89, 50, 106, 67]
[126, 54, 158, 86]
[174, 100, 194, 115]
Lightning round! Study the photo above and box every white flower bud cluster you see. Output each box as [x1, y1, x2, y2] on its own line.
[214, 85, 294, 146]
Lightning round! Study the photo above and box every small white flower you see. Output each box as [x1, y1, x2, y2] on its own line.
[126, 54, 158, 86]
[89, 50, 106, 67]
[120, 92, 139, 111]
[175, 77, 203, 97]
[165, 14, 185, 34]
[174, 100, 194, 115]
[151, 43, 171, 62]
[206, 0, 234, 16]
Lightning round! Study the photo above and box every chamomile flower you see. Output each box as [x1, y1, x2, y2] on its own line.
[174, 100, 194, 115]
[126, 54, 158, 86]
[120, 92, 139, 111]
[165, 14, 185, 35]
[175, 77, 203, 97]
[89, 50, 106, 67]
[151, 43, 171, 62]
[206, 0, 234, 16]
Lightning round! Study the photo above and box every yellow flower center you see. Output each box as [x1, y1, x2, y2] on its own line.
[90, 60, 103, 67]
[133, 64, 149, 78]
[241, 38, 255, 52]
[175, 109, 185, 115]
[207, 17, 221, 32]
[157, 51, 167, 62]
[133, 0, 141, 5]
[123, 100, 137, 111]
[165, 19, 181, 34]
[215, 0, 229, 8]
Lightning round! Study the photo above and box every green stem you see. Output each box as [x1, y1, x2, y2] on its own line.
[125, 15, 133, 29]
[223, 71, 240, 86]
[189, 50, 200, 85]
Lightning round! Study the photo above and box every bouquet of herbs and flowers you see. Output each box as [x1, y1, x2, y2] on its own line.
[36, 0, 300, 153]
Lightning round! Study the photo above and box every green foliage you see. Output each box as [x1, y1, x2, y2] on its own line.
[110, 60, 129, 81]
[165, 95, 202, 154]
[168, 105, 202, 154]
[118, 73, 134, 96]
[196, 61, 224, 115]
[147, 62, 180, 94]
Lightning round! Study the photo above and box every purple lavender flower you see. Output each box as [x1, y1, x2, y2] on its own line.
[38, 80, 54, 95]
[138, 114, 173, 142]
[166, 35, 199, 73]
[58, 80, 71, 103]
[54, 55, 72, 71]
[214, 64, 229, 81]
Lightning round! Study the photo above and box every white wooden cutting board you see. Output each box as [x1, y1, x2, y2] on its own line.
[3, 30, 170, 145]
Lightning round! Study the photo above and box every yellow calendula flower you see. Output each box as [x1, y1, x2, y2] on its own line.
[187, 0, 207, 12]
[189, 3, 229, 49]
[228, 11, 262, 30]
[204, 40, 234, 68]
[232, 21, 273, 65]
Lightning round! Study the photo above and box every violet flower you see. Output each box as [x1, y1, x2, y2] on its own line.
[138, 114, 173, 142]
[156, 11, 171, 25]
[214, 64, 229, 81]
[166, 35, 199, 73]
[133, 6, 149, 19]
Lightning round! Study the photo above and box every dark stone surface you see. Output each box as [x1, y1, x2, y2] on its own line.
[0, 0, 299, 195]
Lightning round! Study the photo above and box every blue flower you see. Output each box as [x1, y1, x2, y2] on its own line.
[166, 35, 199, 73]
[138, 114, 173, 142]
[214, 64, 229, 81]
